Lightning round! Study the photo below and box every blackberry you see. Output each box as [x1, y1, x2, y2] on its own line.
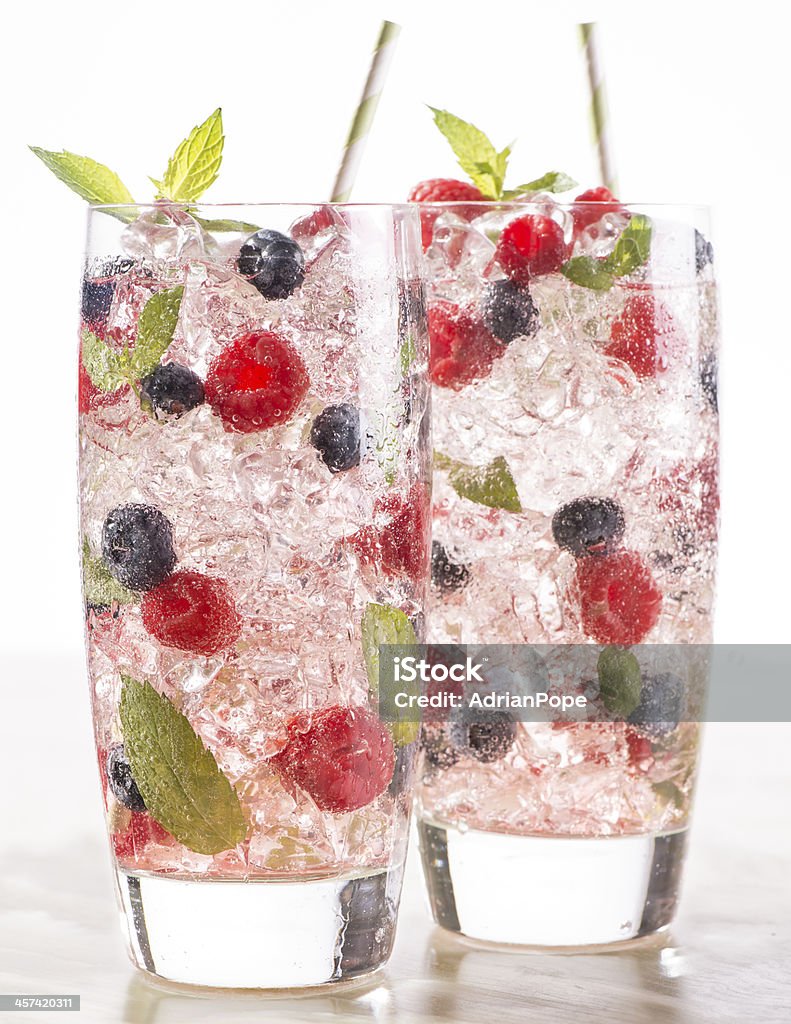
[102, 504, 177, 591]
[700, 352, 718, 412]
[694, 229, 714, 274]
[628, 673, 684, 739]
[237, 229, 305, 300]
[480, 279, 539, 343]
[421, 727, 461, 771]
[106, 743, 146, 812]
[309, 403, 361, 472]
[552, 497, 626, 558]
[449, 708, 517, 764]
[140, 363, 205, 419]
[431, 541, 471, 594]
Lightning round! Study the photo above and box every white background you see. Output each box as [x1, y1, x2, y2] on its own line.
[0, 3, 789, 1015]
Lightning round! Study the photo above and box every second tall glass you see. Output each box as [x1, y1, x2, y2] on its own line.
[417, 199, 719, 946]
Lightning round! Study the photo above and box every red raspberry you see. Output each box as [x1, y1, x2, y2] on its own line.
[495, 214, 568, 282]
[112, 812, 174, 860]
[656, 454, 720, 540]
[141, 570, 241, 656]
[290, 206, 345, 242]
[350, 484, 429, 580]
[272, 704, 395, 813]
[604, 295, 685, 380]
[205, 331, 309, 433]
[408, 178, 485, 250]
[428, 301, 503, 390]
[571, 187, 625, 235]
[625, 728, 653, 769]
[575, 551, 662, 645]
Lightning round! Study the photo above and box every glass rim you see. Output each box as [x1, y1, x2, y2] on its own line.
[87, 200, 712, 214]
[88, 201, 422, 212]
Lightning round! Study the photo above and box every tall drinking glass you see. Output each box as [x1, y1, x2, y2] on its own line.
[79, 203, 430, 987]
[417, 199, 719, 946]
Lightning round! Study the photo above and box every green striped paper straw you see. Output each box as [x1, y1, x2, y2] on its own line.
[578, 22, 618, 194]
[330, 20, 401, 203]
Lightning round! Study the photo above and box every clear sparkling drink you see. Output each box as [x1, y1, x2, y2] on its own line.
[79, 203, 430, 987]
[417, 198, 719, 946]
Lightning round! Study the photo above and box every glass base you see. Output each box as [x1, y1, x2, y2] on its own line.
[115, 865, 403, 988]
[418, 819, 687, 947]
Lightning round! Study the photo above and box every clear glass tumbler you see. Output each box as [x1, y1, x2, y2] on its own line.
[417, 199, 719, 946]
[78, 203, 430, 987]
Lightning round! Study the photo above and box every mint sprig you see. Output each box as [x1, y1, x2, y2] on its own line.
[562, 215, 653, 292]
[119, 676, 247, 855]
[435, 452, 522, 513]
[361, 603, 419, 747]
[29, 149, 135, 220]
[151, 108, 224, 204]
[81, 285, 183, 393]
[597, 646, 643, 717]
[82, 538, 136, 607]
[428, 108, 577, 202]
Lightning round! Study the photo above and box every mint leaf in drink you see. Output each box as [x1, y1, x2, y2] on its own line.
[361, 603, 419, 747]
[82, 538, 136, 607]
[128, 286, 184, 380]
[429, 108, 508, 199]
[597, 646, 642, 717]
[81, 329, 128, 392]
[652, 780, 684, 810]
[193, 216, 261, 234]
[361, 602, 418, 696]
[561, 256, 615, 291]
[436, 453, 522, 513]
[152, 108, 224, 203]
[602, 214, 652, 277]
[503, 170, 578, 197]
[119, 676, 247, 855]
[29, 148, 135, 218]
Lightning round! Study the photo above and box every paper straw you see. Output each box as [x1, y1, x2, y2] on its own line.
[578, 22, 618, 194]
[330, 20, 401, 202]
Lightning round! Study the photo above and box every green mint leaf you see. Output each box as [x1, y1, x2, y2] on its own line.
[129, 286, 184, 380]
[81, 329, 127, 392]
[504, 170, 578, 197]
[399, 334, 417, 375]
[429, 107, 504, 198]
[652, 780, 684, 810]
[597, 646, 643, 717]
[361, 603, 419, 748]
[82, 538, 136, 607]
[29, 148, 135, 219]
[561, 256, 615, 291]
[193, 216, 261, 234]
[602, 214, 652, 277]
[119, 676, 247, 855]
[436, 452, 522, 513]
[154, 108, 224, 203]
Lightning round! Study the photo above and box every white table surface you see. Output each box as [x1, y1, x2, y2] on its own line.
[1, 654, 789, 1023]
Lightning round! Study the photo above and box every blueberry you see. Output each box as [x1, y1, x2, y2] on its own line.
[700, 352, 718, 412]
[81, 278, 116, 327]
[694, 230, 714, 274]
[101, 504, 177, 591]
[627, 672, 684, 738]
[552, 497, 626, 558]
[309, 404, 361, 473]
[106, 743, 146, 812]
[140, 363, 205, 419]
[431, 542, 471, 594]
[449, 708, 517, 763]
[480, 279, 539, 344]
[421, 727, 461, 770]
[237, 229, 305, 300]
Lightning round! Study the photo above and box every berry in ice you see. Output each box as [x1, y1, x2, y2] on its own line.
[272, 705, 395, 813]
[627, 672, 683, 739]
[571, 186, 624, 234]
[350, 485, 428, 579]
[480, 279, 539, 344]
[236, 228, 305, 300]
[700, 352, 718, 412]
[140, 363, 205, 419]
[494, 214, 568, 283]
[428, 301, 503, 390]
[141, 570, 241, 656]
[694, 229, 714, 274]
[449, 708, 517, 764]
[408, 178, 485, 250]
[575, 551, 662, 645]
[81, 278, 116, 328]
[431, 541, 471, 594]
[309, 403, 361, 473]
[106, 743, 146, 812]
[604, 294, 684, 379]
[552, 497, 626, 558]
[421, 726, 461, 771]
[101, 504, 177, 591]
[205, 331, 309, 433]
